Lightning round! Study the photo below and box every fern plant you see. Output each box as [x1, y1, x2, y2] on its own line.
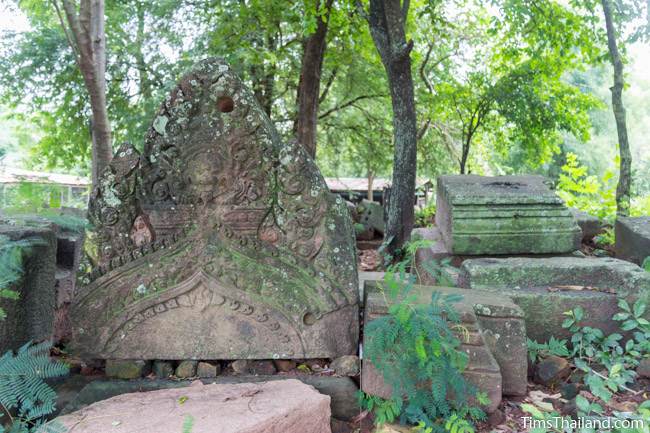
[362, 248, 486, 432]
[0, 341, 69, 433]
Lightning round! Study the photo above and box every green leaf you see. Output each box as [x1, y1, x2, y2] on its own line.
[576, 395, 591, 413]
[633, 300, 646, 317]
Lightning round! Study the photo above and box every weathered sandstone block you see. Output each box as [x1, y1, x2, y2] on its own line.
[459, 257, 650, 342]
[0, 222, 57, 351]
[435, 175, 581, 255]
[71, 59, 358, 360]
[616, 216, 650, 265]
[56, 380, 331, 433]
[361, 282, 528, 413]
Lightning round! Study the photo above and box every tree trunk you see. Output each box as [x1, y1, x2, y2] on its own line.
[460, 137, 470, 174]
[367, 172, 375, 201]
[367, 0, 417, 259]
[135, 1, 151, 99]
[294, 0, 333, 158]
[602, 0, 632, 217]
[59, 0, 112, 187]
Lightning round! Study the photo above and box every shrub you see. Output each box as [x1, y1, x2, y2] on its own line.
[361, 244, 487, 431]
[0, 341, 69, 433]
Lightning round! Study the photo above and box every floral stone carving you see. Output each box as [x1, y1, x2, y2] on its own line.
[71, 59, 358, 360]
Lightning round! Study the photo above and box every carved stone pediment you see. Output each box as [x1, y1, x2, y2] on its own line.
[72, 59, 358, 359]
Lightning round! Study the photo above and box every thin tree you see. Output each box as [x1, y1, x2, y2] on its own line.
[361, 0, 417, 259]
[601, 0, 632, 217]
[53, 0, 112, 187]
[294, 0, 334, 158]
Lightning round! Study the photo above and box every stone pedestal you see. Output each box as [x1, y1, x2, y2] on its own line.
[616, 217, 650, 265]
[435, 175, 581, 255]
[361, 282, 528, 414]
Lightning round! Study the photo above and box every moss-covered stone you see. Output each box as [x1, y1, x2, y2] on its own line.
[615, 216, 650, 265]
[70, 59, 358, 360]
[459, 257, 650, 342]
[105, 360, 150, 379]
[0, 222, 57, 352]
[435, 175, 581, 255]
[362, 281, 528, 412]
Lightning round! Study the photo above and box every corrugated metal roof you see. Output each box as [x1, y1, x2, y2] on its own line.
[0, 167, 90, 187]
[324, 177, 431, 192]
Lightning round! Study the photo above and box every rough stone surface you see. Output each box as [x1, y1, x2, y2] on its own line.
[331, 355, 360, 376]
[273, 359, 296, 372]
[357, 199, 384, 234]
[571, 209, 602, 242]
[637, 358, 650, 379]
[459, 257, 650, 342]
[534, 356, 571, 386]
[0, 222, 57, 352]
[196, 361, 220, 377]
[363, 281, 527, 399]
[71, 58, 359, 360]
[435, 175, 581, 255]
[61, 375, 359, 421]
[175, 360, 197, 378]
[105, 359, 150, 379]
[616, 217, 650, 265]
[362, 284, 530, 413]
[54, 229, 85, 344]
[56, 379, 331, 433]
[153, 360, 174, 378]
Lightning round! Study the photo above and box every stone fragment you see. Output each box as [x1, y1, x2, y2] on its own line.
[616, 217, 650, 265]
[153, 360, 174, 378]
[487, 409, 506, 427]
[357, 199, 385, 234]
[637, 358, 650, 379]
[175, 360, 197, 378]
[362, 283, 531, 413]
[250, 360, 276, 375]
[273, 359, 296, 372]
[331, 418, 352, 433]
[560, 382, 580, 400]
[364, 281, 528, 398]
[105, 360, 150, 379]
[435, 175, 581, 255]
[230, 360, 250, 374]
[571, 209, 602, 242]
[459, 257, 650, 342]
[196, 361, 220, 378]
[61, 375, 358, 421]
[0, 222, 57, 352]
[71, 58, 359, 360]
[534, 356, 570, 386]
[330, 355, 360, 376]
[56, 379, 332, 433]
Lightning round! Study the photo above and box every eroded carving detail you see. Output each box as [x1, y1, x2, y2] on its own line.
[72, 59, 358, 360]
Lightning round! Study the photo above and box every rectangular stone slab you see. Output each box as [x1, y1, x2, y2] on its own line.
[435, 175, 581, 255]
[57, 379, 331, 433]
[458, 257, 650, 342]
[61, 375, 359, 421]
[616, 217, 650, 265]
[362, 281, 528, 410]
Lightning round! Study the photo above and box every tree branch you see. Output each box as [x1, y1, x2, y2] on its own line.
[318, 94, 387, 119]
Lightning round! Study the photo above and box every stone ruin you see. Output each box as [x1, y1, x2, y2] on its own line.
[361, 174, 650, 413]
[435, 175, 581, 255]
[71, 58, 359, 360]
